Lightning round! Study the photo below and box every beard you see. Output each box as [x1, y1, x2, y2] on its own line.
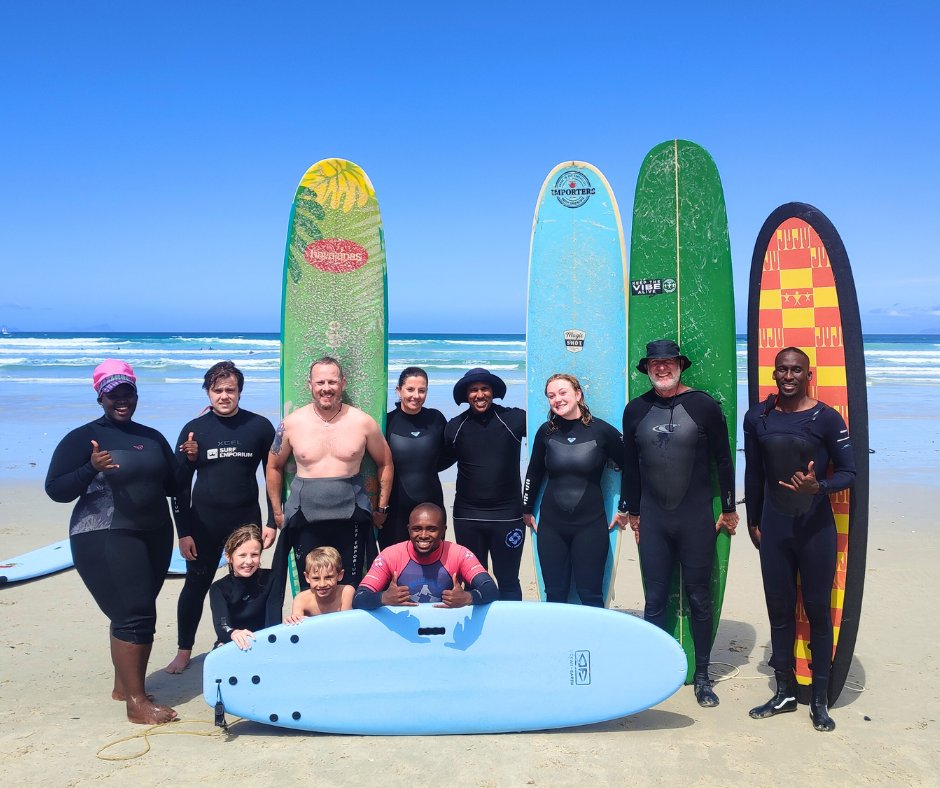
[649, 370, 681, 394]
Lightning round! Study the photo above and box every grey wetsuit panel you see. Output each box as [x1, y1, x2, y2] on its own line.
[634, 403, 699, 512]
[284, 474, 371, 524]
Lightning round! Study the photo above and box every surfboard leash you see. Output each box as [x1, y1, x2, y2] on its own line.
[215, 679, 229, 731]
[95, 716, 241, 761]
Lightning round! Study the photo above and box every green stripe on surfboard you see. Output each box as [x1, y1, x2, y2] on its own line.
[280, 158, 388, 594]
[629, 140, 736, 683]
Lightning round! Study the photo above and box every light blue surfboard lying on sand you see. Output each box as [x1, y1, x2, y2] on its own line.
[526, 161, 628, 605]
[204, 601, 685, 735]
[0, 538, 73, 584]
[167, 551, 227, 576]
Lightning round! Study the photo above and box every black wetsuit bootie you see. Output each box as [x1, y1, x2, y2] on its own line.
[693, 670, 719, 707]
[749, 670, 798, 719]
[810, 678, 836, 732]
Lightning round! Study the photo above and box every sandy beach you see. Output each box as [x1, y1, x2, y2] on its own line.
[1, 473, 937, 787]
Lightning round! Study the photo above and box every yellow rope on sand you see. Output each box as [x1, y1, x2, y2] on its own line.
[96, 717, 239, 761]
[708, 662, 867, 693]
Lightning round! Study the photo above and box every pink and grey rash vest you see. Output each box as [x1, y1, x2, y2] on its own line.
[359, 540, 486, 603]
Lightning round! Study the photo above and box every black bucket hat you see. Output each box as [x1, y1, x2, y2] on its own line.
[637, 339, 692, 374]
[453, 367, 508, 404]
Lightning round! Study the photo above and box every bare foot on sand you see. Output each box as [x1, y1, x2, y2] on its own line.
[112, 689, 154, 702]
[164, 650, 192, 674]
[126, 697, 178, 725]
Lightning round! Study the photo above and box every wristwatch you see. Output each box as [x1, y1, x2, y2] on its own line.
[375, 506, 390, 514]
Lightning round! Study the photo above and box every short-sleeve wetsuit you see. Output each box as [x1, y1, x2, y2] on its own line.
[444, 404, 527, 601]
[743, 398, 856, 681]
[45, 416, 178, 644]
[383, 406, 453, 549]
[209, 568, 273, 645]
[353, 540, 497, 608]
[622, 390, 735, 672]
[523, 416, 622, 607]
[171, 408, 275, 650]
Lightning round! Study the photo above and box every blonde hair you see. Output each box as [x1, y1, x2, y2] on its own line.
[544, 373, 593, 430]
[304, 546, 343, 575]
[223, 524, 263, 565]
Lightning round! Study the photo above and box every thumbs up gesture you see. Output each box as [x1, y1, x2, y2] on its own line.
[437, 572, 472, 609]
[90, 440, 119, 472]
[381, 573, 416, 607]
[779, 460, 820, 494]
[179, 432, 199, 462]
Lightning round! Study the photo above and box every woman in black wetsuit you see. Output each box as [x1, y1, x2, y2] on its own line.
[523, 373, 624, 607]
[45, 360, 179, 725]
[209, 524, 272, 649]
[381, 367, 453, 549]
[165, 361, 275, 674]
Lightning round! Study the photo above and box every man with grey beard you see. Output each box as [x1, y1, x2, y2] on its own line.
[620, 339, 738, 708]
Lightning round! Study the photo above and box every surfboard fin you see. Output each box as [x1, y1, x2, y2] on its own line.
[214, 680, 228, 731]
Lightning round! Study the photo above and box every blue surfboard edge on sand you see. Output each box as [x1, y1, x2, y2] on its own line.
[0, 538, 73, 585]
[526, 160, 628, 605]
[167, 551, 227, 576]
[204, 602, 685, 735]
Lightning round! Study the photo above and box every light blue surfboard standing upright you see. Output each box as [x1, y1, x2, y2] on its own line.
[526, 161, 628, 605]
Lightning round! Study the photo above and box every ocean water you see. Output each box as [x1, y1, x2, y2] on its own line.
[0, 332, 937, 485]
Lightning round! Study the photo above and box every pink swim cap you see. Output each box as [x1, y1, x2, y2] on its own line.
[93, 359, 137, 395]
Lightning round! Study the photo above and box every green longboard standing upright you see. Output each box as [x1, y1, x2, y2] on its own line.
[628, 140, 736, 683]
[280, 159, 388, 593]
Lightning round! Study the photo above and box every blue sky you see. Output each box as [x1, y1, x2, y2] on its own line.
[1, 1, 938, 334]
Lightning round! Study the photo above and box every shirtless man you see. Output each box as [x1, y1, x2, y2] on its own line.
[265, 357, 393, 589]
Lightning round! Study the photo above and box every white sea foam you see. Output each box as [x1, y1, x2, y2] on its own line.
[169, 336, 280, 346]
[0, 377, 90, 384]
[389, 339, 525, 347]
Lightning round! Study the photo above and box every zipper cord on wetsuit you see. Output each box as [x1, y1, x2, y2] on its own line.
[450, 412, 471, 443]
[493, 410, 522, 444]
[759, 394, 777, 431]
[453, 408, 522, 445]
[664, 367, 684, 432]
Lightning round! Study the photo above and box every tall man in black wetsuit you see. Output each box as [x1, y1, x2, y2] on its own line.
[744, 347, 855, 733]
[621, 340, 738, 707]
[444, 368, 526, 601]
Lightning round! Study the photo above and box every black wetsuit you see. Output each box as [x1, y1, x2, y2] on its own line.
[171, 408, 275, 650]
[622, 390, 735, 670]
[209, 568, 273, 645]
[523, 417, 622, 607]
[444, 404, 527, 601]
[382, 406, 453, 549]
[45, 416, 178, 644]
[743, 399, 856, 681]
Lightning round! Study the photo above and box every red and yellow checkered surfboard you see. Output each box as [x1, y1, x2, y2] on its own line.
[748, 204, 869, 706]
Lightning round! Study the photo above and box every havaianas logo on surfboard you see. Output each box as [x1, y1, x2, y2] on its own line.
[304, 239, 369, 273]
